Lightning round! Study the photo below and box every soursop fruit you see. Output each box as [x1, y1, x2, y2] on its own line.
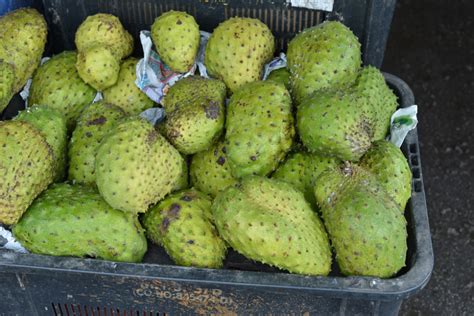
[143, 189, 226, 268]
[172, 156, 189, 192]
[213, 176, 332, 275]
[68, 101, 127, 186]
[13, 183, 147, 263]
[314, 164, 407, 278]
[226, 81, 294, 177]
[0, 121, 54, 225]
[103, 58, 154, 115]
[0, 62, 15, 113]
[267, 67, 291, 90]
[160, 76, 226, 155]
[151, 11, 200, 73]
[95, 118, 184, 213]
[76, 45, 121, 91]
[190, 140, 237, 197]
[29, 51, 96, 129]
[287, 21, 361, 104]
[14, 106, 67, 182]
[205, 17, 275, 93]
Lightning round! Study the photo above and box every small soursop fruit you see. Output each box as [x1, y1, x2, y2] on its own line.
[14, 106, 68, 182]
[103, 58, 154, 115]
[0, 61, 15, 113]
[160, 76, 226, 155]
[151, 11, 200, 73]
[68, 101, 127, 186]
[143, 189, 226, 268]
[205, 17, 275, 93]
[226, 81, 294, 177]
[13, 183, 147, 263]
[287, 21, 361, 104]
[95, 117, 184, 213]
[213, 176, 332, 275]
[267, 67, 290, 90]
[76, 45, 121, 91]
[0, 121, 54, 225]
[190, 140, 237, 197]
[29, 51, 97, 130]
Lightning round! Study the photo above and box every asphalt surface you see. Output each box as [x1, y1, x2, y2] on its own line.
[383, 0, 474, 315]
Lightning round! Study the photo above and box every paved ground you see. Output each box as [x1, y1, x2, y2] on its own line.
[383, 0, 473, 315]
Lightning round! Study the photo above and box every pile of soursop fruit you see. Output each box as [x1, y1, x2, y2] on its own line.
[0, 8, 412, 278]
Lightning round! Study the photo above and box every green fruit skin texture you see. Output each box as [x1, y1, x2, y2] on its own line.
[143, 189, 226, 268]
[68, 101, 127, 186]
[172, 156, 189, 192]
[0, 62, 15, 112]
[151, 11, 200, 73]
[0, 121, 54, 225]
[226, 81, 294, 177]
[190, 140, 237, 197]
[314, 165, 407, 278]
[360, 140, 412, 211]
[14, 106, 68, 182]
[95, 118, 184, 213]
[29, 51, 97, 130]
[205, 17, 275, 93]
[76, 45, 121, 91]
[213, 176, 332, 275]
[161, 76, 227, 155]
[13, 183, 147, 263]
[287, 21, 361, 104]
[267, 67, 291, 90]
[103, 58, 155, 115]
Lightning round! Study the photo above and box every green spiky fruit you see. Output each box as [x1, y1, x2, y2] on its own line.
[267, 67, 290, 90]
[143, 189, 226, 268]
[29, 51, 96, 129]
[0, 62, 15, 112]
[0, 121, 54, 225]
[13, 183, 147, 262]
[95, 118, 184, 213]
[68, 101, 127, 186]
[314, 164, 407, 278]
[151, 11, 200, 73]
[287, 21, 361, 104]
[14, 106, 67, 182]
[226, 81, 294, 177]
[160, 76, 226, 154]
[205, 17, 275, 93]
[213, 176, 331, 275]
[190, 140, 237, 197]
[76, 45, 120, 91]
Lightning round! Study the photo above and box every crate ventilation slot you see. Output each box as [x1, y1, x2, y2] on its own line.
[51, 304, 167, 316]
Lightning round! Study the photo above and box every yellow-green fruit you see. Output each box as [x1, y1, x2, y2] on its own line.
[13, 183, 147, 263]
[0, 121, 54, 225]
[68, 101, 127, 186]
[0, 62, 15, 113]
[267, 67, 290, 90]
[76, 45, 120, 91]
[205, 17, 275, 93]
[143, 189, 226, 268]
[151, 11, 200, 73]
[213, 176, 332, 275]
[172, 157, 189, 192]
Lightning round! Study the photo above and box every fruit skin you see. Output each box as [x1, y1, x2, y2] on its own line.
[267, 67, 290, 90]
[68, 101, 126, 186]
[14, 106, 68, 182]
[205, 17, 275, 93]
[95, 118, 184, 213]
[287, 21, 361, 104]
[314, 164, 407, 278]
[172, 156, 189, 192]
[0, 121, 54, 225]
[226, 81, 294, 177]
[151, 11, 200, 73]
[0, 62, 15, 113]
[103, 58, 155, 115]
[160, 76, 226, 155]
[76, 45, 121, 91]
[190, 140, 237, 197]
[213, 176, 332, 276]
[29, 51, 97, 130]
[142, 189, 226, 268]
[13, 183, 147, 263]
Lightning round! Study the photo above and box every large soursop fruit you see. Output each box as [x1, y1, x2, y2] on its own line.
[29, 51, 97, 130]
[0, 121, 54, 225]
[143, 189, 226, 268]
[68, 101, 126, 186]
[213, 176, 332, 275]
[205, 17, 275, 93]
[13, 183, 147, 263]
[151, 11, 200, 73]
[226, 81, 294, 177]
[287, 21, 361, 104]
[95, 118, 184, 213]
